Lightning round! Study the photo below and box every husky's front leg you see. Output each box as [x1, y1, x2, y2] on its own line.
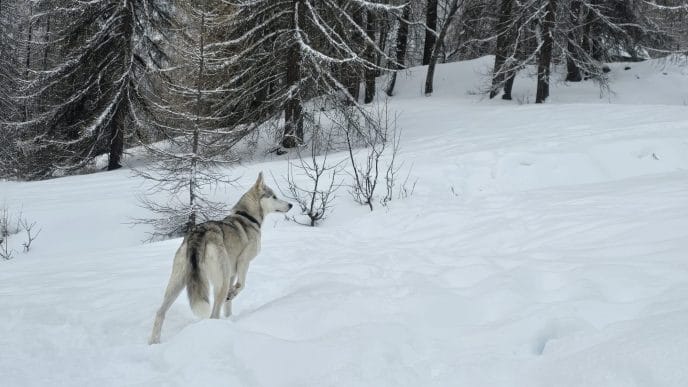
[224, 260, 249, 311]
[224, 275, 237, 317]
[232, 259, 250, 298]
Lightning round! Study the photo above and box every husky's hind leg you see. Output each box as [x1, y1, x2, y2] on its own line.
[211, 276, 231, 319]
[149, 245, 188, 345]
[208, 245, 232, 319]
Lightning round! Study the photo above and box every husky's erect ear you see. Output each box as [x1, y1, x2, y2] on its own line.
[254, 172, 265, 190]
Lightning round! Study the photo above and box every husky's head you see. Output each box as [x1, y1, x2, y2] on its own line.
[254, 172, 293, 214]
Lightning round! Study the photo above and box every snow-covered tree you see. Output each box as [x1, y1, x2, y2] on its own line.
[487, 0, 683, 103]
[218, 0, 401, 149]
[0, 0, 34, 177]
[136, 0, 244, 237]
[12, 0, 172, 179]
[0, 0, 21, 124]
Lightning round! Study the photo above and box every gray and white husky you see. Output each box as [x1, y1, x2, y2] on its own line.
[149, 172, 292, 344]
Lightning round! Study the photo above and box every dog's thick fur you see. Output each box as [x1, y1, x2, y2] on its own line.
[149, 172, 292, 344]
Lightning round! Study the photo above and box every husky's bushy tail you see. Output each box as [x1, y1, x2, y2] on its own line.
[186, 231, 210, 317]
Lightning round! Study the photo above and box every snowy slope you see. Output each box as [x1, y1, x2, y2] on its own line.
[1, 57, 688, 387]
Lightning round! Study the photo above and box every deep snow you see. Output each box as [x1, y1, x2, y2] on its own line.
[1, 57, 688, 386]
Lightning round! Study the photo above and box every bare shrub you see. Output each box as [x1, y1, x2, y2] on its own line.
[380, 123, 418, 207]
[275, 127, 344, 227]
[338, 101, 412, 211]
[1, 206, 41, 260]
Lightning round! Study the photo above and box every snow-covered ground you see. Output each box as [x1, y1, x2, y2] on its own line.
[1, 57, 688, 386]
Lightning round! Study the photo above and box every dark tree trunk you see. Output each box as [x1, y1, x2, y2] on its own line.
[25, 4, 32, 75]
[344, 66, 360, 103]
[581, 9, 592, 55]
[0, 0, 3, 61]
[107, 103, 125, 171]
[490, 0, 515, 98]
[586, 0, 603, 62]
[424, 0, 460, 96]
[565, 0, 583, 82]
[375, 16, 388, 77]
[565, 48, 583, 82]
[251, 84, 268, 109]
[581, 0, 602, 66]
[188, 115, 199, 230]
[364, 10, 377, 104]
[107, 3, 134, 171]
[23, 2, 33, 122]
[422, 0, 438, 65]
[283, 0, 304, 148]
[345, 8, 364, 103]
[386, 4, 410, 96]
[107, 131, 124, 170]
[536, 0, 557, 104]
[590, 38, 603, 61]
[43, 15, 50, 70]
[283, 42, 303, 147]
[503, 73, 516, 100]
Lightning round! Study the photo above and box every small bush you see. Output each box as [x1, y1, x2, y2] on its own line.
[1, 207, 40, 260]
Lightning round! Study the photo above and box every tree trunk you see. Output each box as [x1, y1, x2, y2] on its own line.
[536, 0, 557, 104]
[23, 2, 33, 122]
[565, 0, 583, 82]
[43, 14, 50, 70]
[188, 120, 199, 230]
[343, 8, 364, 103]
[188, 0, 208, 229]
[422, 0, 438, 65]
[283, 0, 304, 148]
[282, 42, 303, 148]
[107, 4, 131, 171]
[424, 0, 460, 96]
[364, 10, 376, 104]
[386, 4, 410, 97]
[107, 103, 125, 171]
[0, 0, 4, 62]
[581, 0, 602, 65]
[375, 15, 388, 77]
[503, 73, 516, 100]
[490, 0, 514, 98]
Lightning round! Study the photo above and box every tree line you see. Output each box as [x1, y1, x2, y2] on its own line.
[0, 0, 685, 181]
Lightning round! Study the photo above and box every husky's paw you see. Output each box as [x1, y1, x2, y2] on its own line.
[148, 336, 160, 345]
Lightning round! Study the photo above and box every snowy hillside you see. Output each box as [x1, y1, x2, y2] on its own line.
[2, 57, 688, 386]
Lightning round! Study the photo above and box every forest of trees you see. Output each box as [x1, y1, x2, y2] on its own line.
[0, 0, 686, 231]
